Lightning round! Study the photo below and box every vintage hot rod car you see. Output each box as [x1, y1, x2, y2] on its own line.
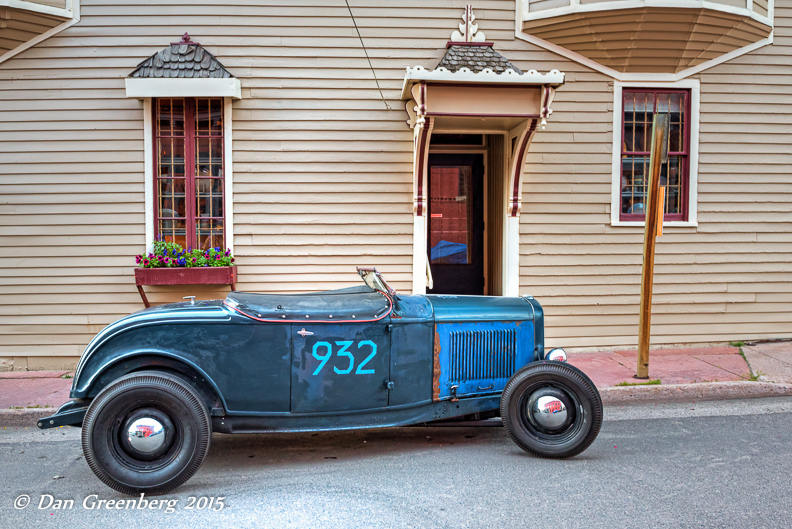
[39, 268, 602, 495]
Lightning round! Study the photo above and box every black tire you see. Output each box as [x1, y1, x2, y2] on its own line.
[500, 361, 602, 459]
[81, 371, 211, 496]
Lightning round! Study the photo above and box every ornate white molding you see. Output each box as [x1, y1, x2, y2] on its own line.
[451, 5, 486, 42]
[401, 66, 564, 100]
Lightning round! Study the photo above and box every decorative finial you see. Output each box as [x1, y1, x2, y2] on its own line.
[171, 33, 200, 45]
[450, 5, 486, 43]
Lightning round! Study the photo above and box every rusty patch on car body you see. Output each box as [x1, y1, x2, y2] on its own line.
[432, 324, 442, 401]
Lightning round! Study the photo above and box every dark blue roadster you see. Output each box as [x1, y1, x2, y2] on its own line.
[39, 268, 602, 495]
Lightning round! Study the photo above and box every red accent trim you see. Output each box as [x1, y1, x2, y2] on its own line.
[415, 117, 432, 217]
[426, 112, 541, 118]
[542, 85, 550, 118]
[223, 291, 394, 324]
[510, 119, 537, 217]
[446, 41, 494, 48]
[425, 82, 544, 90]
[154, 98, 226, 248]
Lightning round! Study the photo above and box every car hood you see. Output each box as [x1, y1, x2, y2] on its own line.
[427, 295, 539, 323]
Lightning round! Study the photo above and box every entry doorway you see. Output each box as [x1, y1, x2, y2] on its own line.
[427, 153, 485, 295]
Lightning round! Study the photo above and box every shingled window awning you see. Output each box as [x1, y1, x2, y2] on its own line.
[125, 34, 241, 99]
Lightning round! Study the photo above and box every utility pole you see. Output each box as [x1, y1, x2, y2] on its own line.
[636, 113, 669, 379]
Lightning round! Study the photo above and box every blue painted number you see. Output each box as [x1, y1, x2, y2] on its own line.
[311, 342, 332, 376]
[333, 341, 355, 374]
[355, 341, 377, 375]
[310, 340, 378, 375]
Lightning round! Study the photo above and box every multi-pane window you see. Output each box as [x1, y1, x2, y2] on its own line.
[155, 98, 225, 249]
[621, 89, 689, 221]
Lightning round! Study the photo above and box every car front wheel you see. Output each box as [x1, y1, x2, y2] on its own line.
[501, 361, 602, 458]
[81, 371, 211, 496]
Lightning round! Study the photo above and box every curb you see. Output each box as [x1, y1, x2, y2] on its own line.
[2, 382, 791, 427]
[600, 381, 792, 405]
[0, 409, 53, 428]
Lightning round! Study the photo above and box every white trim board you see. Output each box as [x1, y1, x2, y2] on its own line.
[126, 78, 242, 100]
[0, 0, 79, 65]
[610, 80, 700, 228]
[514, 0, 773, 82]
[142, 97, 235, 253]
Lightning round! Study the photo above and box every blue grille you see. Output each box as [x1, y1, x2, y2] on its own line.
[448, 329, 517, 382]
[435, 321, 535, 399]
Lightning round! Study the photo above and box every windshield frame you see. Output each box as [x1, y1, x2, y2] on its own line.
[356, 267, 397, 297]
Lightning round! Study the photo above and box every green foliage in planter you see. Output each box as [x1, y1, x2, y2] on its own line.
[136, 241, 235, 268]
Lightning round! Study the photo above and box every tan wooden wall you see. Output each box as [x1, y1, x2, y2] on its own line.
[0, 0, 790, 368]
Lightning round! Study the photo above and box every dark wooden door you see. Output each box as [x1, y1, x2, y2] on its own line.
[427, 153, 485, 295]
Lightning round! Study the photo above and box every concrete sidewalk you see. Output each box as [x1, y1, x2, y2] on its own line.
[1, 342, 791, 426]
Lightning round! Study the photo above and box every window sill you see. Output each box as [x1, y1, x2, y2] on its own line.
[611, 220, 697, 228]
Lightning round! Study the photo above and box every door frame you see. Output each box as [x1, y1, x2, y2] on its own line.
[414, 130, 517, 296]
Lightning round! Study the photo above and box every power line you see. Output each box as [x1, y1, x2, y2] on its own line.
[345, 0, 391, 110]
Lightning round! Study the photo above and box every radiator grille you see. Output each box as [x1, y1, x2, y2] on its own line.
[448, 329, 517, 382]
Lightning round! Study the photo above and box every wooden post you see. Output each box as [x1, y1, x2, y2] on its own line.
[636, 114, 669, 379]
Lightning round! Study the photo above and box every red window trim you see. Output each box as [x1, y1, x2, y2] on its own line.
[619, 88, 691, 222]
[152, 97, 226, 249]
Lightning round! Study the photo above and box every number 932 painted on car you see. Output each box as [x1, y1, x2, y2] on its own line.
[38, 267, 603, 496]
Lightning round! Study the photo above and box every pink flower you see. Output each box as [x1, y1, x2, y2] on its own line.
[143, 259, 150, 266]
[135, 255, 141, 264]
[215, 255, 221, 260]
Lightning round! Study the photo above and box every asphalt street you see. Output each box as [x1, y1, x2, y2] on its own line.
[1, 397, 791, 528]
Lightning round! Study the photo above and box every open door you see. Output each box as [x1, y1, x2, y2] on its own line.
[427, 153, 485, 295]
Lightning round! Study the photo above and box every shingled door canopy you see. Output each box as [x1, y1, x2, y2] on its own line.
[125, 34, 241, 99]
[402, 5, 564, 218]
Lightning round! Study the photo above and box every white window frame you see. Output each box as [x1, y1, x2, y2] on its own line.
[143, 97, 234, 253]
[611, 79, 700, 228]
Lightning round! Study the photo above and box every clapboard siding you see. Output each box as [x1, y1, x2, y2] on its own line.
[520, 1, 792, 348]
[0, 0, 790, 365]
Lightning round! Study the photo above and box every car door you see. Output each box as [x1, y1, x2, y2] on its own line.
[290, 322, 391, 413]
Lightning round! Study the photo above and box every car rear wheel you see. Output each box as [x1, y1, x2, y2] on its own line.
[500, 361, 602, 458]
[81, 371, 211, 496]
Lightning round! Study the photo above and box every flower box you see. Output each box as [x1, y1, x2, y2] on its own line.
[134, 266, 237, 308]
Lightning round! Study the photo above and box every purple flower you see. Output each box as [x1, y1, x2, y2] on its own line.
[214, 247, 220, 252]
[224, 249, 230, 256]
[178, 258, 186, 266]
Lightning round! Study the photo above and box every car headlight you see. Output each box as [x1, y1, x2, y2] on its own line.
[545, 348, 567, 362]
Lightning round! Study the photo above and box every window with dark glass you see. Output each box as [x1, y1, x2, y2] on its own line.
[621, 89, 689, 221]
[155, 98, 224, 249]
[429, 166, 471, 265]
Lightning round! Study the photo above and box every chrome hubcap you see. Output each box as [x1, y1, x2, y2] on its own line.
[127, 417, 166, 453]
[530, 394, 568, 430]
